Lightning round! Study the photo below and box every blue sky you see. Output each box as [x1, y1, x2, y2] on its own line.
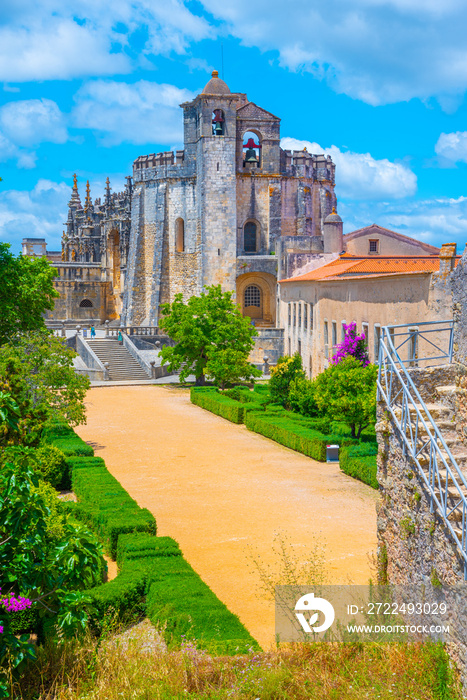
[1, 0, 467, 253]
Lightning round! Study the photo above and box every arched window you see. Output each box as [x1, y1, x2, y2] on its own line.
[79, 299, 93, 308]
[244, 285, 261, 308]
[212, 109, 224, 136]
[175, 218, 185, 252]
[242, 131, 261, 167]
[244, 222, 257, 253]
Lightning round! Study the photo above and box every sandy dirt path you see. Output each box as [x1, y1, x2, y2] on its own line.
[76, 385, 378, 649]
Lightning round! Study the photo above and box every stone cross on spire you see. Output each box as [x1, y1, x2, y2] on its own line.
[68, 173, 82, 209]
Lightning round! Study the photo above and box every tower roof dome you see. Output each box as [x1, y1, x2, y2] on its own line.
[324, 207, 342, 223]
[202, 70, 231, 95]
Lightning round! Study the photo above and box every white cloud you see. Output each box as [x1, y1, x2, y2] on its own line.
[0, 1, 211, 82]
[0, 132, 37, 169]
[339, 196, 467, 249]
[200, 0, 467, 108]
[0, 179, 70, 251]
[435, 131, 467, 163]
[0, 99, 68, 146]
[281, 137, 417, 200]
[73, 80, 196, 146]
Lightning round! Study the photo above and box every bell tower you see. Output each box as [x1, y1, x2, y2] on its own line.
[181, 71, 247, 293]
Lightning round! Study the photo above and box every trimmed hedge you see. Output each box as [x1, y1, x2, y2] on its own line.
[87, 559, 149, 633]
[89, 533, 259, 653]
[117, 534, 182, 565]
[339, 442, 378, 490]
[45, 423, 260, 653]
[72, 466, 156, 558]
[42, 422, 94, 456]
[190, 387, 245, 424]
[65, 456, 106, 471]
[146, 553, 259, 653]
[244, 410, 355, 461]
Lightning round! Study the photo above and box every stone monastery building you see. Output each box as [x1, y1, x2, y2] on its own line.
[43, 70, 341, 329]
[31, 70, 454, 375]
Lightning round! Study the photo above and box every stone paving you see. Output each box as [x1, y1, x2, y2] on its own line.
[76, 385, 378, 650]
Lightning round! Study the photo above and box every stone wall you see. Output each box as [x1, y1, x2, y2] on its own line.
[376, 398, 467, 686]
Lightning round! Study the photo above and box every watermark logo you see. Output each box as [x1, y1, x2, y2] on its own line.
[295, 592, 335, 633]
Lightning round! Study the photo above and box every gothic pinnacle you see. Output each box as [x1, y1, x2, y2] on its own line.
[105, 176, 111, 206]
[68, 173, 82, 209]
[84, 180, 92, 211]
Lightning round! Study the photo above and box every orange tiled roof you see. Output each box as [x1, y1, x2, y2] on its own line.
[281, 255, 460, 283]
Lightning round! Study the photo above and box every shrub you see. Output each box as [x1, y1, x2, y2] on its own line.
[64, 456, 106, 471]
[87, 560, 149, 633]
[29, 444, 69, 489]
[146, 555, 260, 653]
[42, 421, 94, 456]
[190, 388, 244, 424]
[331, 321, 370, 366]
[72, 466, 157, 558]
[314, 356, 377, 438]
[244, 411, 355, 462]
[117, 534, 182, 566]
[268, 354, 305, 406]
[339, 442, 378, 489]
[288, 377, 319, 417]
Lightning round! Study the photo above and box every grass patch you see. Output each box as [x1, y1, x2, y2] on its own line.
[18, 637, 461, 700]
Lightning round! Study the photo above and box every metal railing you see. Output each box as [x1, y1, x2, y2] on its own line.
[384, 320, 453, 368]
[377, 322, 467, 578]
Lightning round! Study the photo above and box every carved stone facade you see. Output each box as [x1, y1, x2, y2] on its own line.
[40, 70, 339, 328]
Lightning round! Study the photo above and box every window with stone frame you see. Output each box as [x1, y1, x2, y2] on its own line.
[324, 321, 329, 359]
[369, 239, 379, 254]
[244, 222, 257, 253]
[304, 303, 308, 330]
[244, 285, 261, 308]
[374, 324, 381, 362]
[288, 303, 291, 327]
[298, 303, 302, 329]
[175, 218, 185, 252]
[293, 303, 296, 327]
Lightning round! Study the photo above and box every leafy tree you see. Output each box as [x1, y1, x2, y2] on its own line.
[0, 243, 58, 345]
[0, 451, 105, 695]
[159, 285, 258, 385]
[288, 376, 319, 417]
[0, 331, 89, 446]
[313, 356, 377, 438]
[204, 348, 261, 389]
[331, 321, 370, 366]
[268, 353, 305, 406]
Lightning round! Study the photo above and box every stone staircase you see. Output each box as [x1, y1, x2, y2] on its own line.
[401, 383, 467, 541]
[87, 340, 150, 381]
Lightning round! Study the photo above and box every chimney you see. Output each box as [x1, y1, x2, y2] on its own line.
[439, 242, 457, 275]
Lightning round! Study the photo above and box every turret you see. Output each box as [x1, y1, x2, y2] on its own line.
[323, 207, 344, 254]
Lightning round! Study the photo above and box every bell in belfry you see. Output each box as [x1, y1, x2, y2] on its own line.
[244, 147, 258, 163]
[212, 109, 224, 136]
[243, 137, 260, 165]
